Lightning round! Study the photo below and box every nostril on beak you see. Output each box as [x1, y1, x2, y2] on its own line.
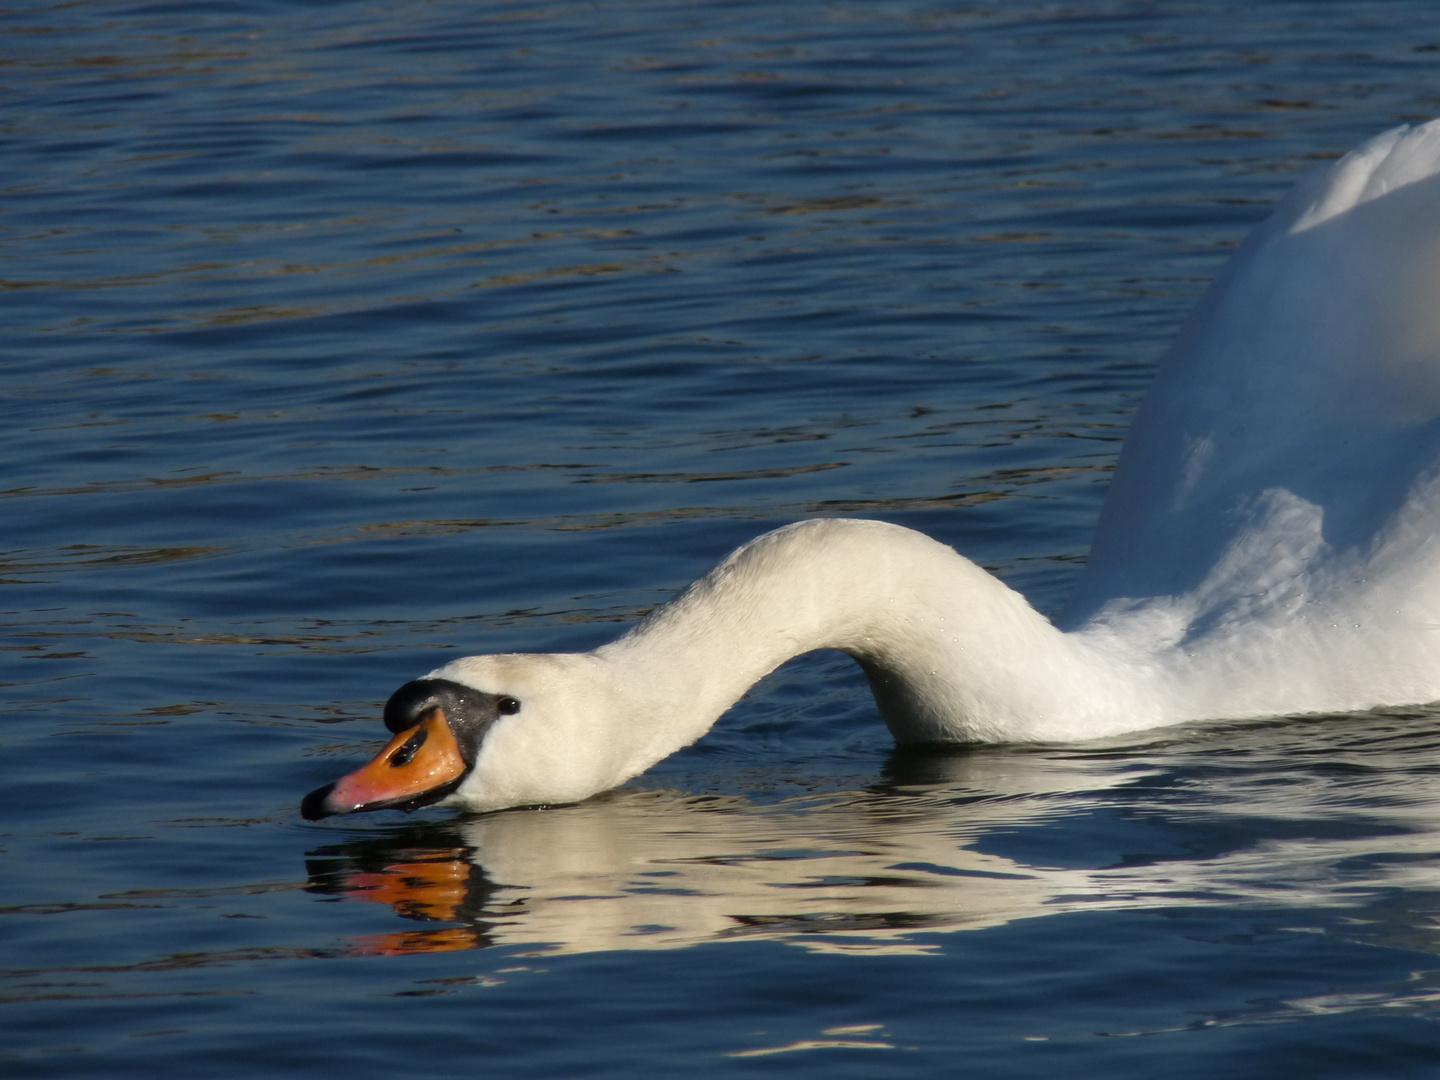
[388, 725, 429, 767]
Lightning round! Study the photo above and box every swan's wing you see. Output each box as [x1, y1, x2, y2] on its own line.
[1065, 121, 1440, 628]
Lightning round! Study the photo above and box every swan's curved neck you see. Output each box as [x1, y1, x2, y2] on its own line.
[595, 519, 1141, 766]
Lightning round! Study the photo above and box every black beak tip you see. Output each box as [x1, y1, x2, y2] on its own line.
[300, 782, 338, 821]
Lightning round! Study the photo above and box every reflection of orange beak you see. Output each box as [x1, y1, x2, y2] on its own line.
[304, 709, 468, 818]
[341, 854, 482, 955]
[351, 926, 483, 957]
[344, 856, 472, 922]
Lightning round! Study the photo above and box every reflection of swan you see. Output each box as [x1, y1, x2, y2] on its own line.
[311, 788, 1115, 958]
[304, 122, 1440, 818]
[304, 713, 1440, 957]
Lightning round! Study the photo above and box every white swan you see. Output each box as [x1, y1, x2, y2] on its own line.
[303, 121, 1440, 820]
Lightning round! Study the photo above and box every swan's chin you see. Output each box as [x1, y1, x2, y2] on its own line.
[301, 709, 469, 820]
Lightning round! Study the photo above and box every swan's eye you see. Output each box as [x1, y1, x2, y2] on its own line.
[497, 696, 521, 715]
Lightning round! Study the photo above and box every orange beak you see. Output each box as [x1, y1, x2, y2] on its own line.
[302, 708, 468, 819]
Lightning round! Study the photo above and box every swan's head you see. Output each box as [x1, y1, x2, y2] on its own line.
[301, 652, 631, 819]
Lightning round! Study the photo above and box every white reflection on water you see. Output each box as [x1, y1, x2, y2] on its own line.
[305, 708, 1440, 958]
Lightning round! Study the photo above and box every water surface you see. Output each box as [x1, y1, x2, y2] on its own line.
[7, 2, 1440, 1076]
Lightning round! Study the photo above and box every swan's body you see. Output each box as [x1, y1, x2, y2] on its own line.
[304, 121, 1440, 819]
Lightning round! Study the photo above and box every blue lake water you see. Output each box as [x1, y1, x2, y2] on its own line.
[7, 1, 1440, 1075]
